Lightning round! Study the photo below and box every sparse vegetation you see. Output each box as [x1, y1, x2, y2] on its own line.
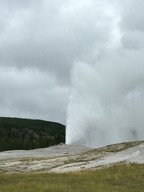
[0, 163, 143, 192]
[84, 141, 144, 156]
[0, 117, 65, 151]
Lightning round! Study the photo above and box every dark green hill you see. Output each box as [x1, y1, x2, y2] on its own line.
[0, 117, 65, 151]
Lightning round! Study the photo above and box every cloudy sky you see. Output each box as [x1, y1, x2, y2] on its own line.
[0, 0, 144, 127]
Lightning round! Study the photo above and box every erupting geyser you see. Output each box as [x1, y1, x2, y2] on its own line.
[66, 0, 144, 147]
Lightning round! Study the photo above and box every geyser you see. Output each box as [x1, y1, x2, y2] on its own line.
[66, 0, 144, 147]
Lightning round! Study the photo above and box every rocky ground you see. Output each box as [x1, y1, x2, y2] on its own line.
[0, 141, 144, 173]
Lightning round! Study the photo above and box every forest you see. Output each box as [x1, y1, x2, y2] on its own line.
[0, 117, 65, 151]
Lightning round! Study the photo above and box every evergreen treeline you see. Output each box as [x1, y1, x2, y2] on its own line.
[0, 117, 65, 151]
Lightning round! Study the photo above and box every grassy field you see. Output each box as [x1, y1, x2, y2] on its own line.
[0, 163, 143, 192]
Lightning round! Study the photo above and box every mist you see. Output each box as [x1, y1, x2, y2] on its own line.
[66, 0, 144, 147]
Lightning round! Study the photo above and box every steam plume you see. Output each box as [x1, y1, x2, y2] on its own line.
[66, 0, 144, 147]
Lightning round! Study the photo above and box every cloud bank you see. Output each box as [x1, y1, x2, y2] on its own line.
[0, 0, 120, 123]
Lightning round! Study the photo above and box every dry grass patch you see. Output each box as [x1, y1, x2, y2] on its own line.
[0, 163, 143, 192]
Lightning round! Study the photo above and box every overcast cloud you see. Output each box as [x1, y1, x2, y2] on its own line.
[0, 0, 144, 128]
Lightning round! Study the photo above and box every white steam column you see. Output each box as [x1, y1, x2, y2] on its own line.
[66, 0, 144, 147]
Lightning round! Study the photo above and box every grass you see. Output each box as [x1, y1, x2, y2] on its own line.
[0, 163, 143, 192]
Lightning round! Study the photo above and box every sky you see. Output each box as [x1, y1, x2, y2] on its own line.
[0, 0, 144, 130]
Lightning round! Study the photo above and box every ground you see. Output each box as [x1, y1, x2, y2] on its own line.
[0, 141, 144, 173]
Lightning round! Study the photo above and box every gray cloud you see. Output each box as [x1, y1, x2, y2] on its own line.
[0, 0, 116, 123]
[0, 66, 68, 122]
[0, 0, 114, 73]
[120, 0, 144, 32]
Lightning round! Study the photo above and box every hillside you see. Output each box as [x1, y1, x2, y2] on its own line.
[0, 117, 65, 151]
